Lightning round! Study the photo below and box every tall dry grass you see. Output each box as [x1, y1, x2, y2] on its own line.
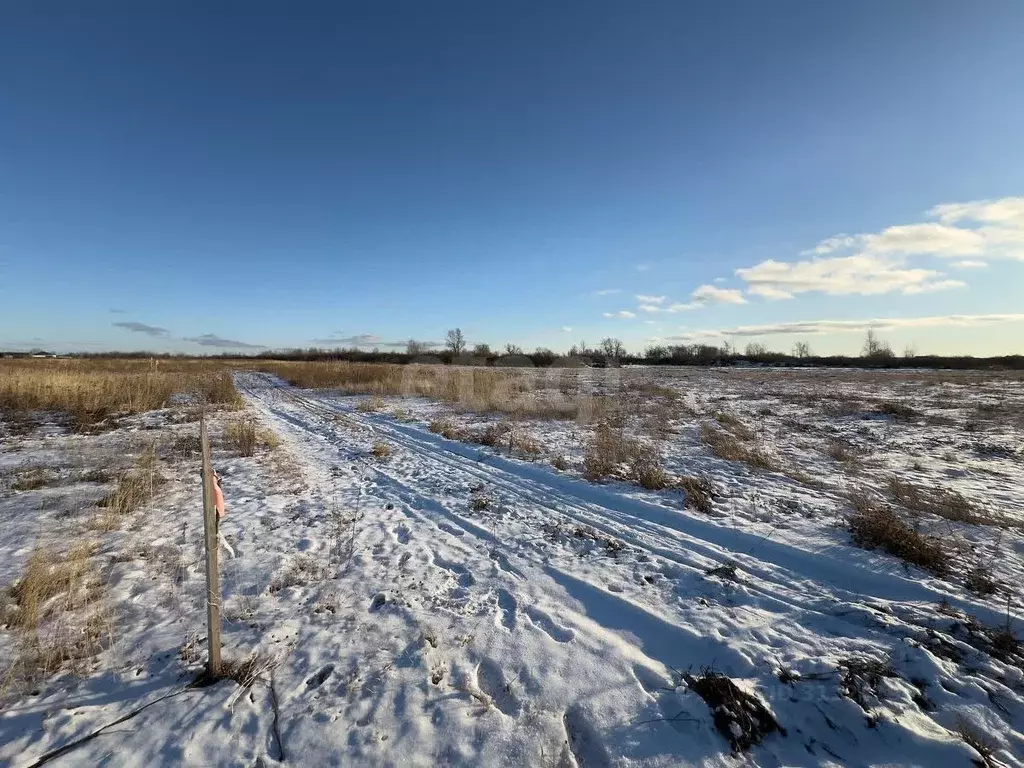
[252, 360, 609, 422]
[2, 541, 112, 694]
[0, 359, 241, 428]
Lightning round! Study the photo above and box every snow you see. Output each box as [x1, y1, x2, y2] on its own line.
[2, 366, 1023, 766]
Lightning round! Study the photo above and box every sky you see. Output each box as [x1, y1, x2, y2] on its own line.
[1, 1, 1023, 357]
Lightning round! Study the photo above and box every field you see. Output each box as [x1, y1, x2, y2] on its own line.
[2, 359, 1023, 765]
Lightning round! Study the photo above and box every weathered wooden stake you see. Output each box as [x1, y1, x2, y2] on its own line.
[200, 416, 222, 676]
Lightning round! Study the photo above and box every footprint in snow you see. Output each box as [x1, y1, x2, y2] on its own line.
[476, 659, 521, 718]
[524, 606, 574, 643]
[495, 588, 518, 631]
[393, 524, 411, 544]
[306, 664, 334, 689]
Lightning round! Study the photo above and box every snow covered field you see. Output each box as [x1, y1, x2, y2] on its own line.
[2, 365, 1023, 766]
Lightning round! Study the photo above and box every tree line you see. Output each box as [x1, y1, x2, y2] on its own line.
[26, 327, 1024, 370]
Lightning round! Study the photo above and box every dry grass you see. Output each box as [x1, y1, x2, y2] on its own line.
[224, 418, 279, 457]
[849, 503, 948, 575]
[250, 360, 609, 422]
[583, 424, 669, 489]
[956, 716, 997, 767]
[5, 544, 93, 632]
[371, 441, 392, 459]
[700, 423, 779, 471]
[825, 439, 859, 464]
[226, 419, 258, 456]
[715, 411, 754, 440]
[0, 358, 241, 429]
[95, 446, 164, 529]
[684, 667, 781, 752]
[9, 466, 53, 492]
[676, 475, 715, 513]
[886, 475, 983, 524]
[582, 424, 633, 482]
[2, 542, 111, 694]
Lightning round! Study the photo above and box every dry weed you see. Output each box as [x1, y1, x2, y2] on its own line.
[0, 358, 241, 428]
[849, 504, 948, 575]
[700, 423, 779, 472]
[886, 475, 983, 525]
[676, 476, 715, 513]
[95, 446, 164, 529]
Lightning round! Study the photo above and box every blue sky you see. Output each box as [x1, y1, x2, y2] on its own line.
[1, 1, 1022, 356]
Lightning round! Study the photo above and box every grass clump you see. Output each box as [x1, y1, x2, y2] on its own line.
[225, 418, 279, 457]
[356, 397, 385, 413]
[429, 419, 467, 441]
[838, 656, 896, 718]
[630, 442, 668, 490]
[684, 667, 782, 752]
[700, 423, 779, 471]
[371, 441, 392, 459]
[964, 565, 999, 597]
[956, 716, 998, 767]
[95, 447, 164, 529]
[886, 475, 983, 525]
[10, 466, 52, 492]
[6, 544, 93, 632]
[2, 542, 111, 692]
[675, 475, 715, 513]
[849, 503, 948, 575]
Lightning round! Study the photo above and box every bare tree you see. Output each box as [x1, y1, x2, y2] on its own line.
[903, 343, 917, 359]
[503, 343, 523, 355]
[472, 342, 492, 357]
[600, 337, 625, 358]
[862, 328, 893, 359]
[406, 339, 427, 355]
[745, 341, 768, 357]
[445, 328, 466, 355]
[793, 341, 811, 358]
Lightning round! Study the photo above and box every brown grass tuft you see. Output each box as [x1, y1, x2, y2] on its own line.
[95, 447, 164, 529]
[684, 667, 781, 751]
[700, 423, 779, 471]
[849, 503, 948, 575]
[886, 475, 983, 524]
[676, 476, 715, 513]
[371, 441, 392, 459]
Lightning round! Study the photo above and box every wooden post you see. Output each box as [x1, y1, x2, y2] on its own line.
[200, 417, 222, 677]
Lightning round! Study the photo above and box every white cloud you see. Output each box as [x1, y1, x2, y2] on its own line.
[603, 310, 636, 319]
[636, 263, 651, 273]
[802, 234, 861, 255]
[638, 304, 663, 313]
[737, 197, 1024, 302]
[664, 313, 1024, 340]
[736, 254, 961, 298]
[690, 284, 748, 305]
[593, 288, 621, 296]
[864, 223, 984, 257]
[666, 302, 702, 312]
[930, 197, 1024, 226]
[560, 326, 573, 332]
[636, 294, 666, 304]
[902, 279, 967, 295]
